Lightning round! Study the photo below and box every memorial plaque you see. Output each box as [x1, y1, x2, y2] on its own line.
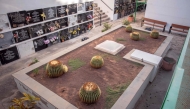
[57, 5, 67, 17]
[17, 41, 35, 58]
[0, 46, 20, 65]
[56, 17, 68, 28]
[43, 7, 56, 20]
[59, 29, 69, 42]
[7, 11, 26, 28]
[68, 15, 77, 26]
[78, 3, 85, 13]
[26, 9, 43, 24]
[85, 1, 93, 11]
[44, 21, 58, 33]
[46, 32, 59, 47]
[79, 23, 88, 34]
[68, 4, 77, 15]
[13, 28, 30, 43]
[77, 13, 87, 23]
[0, 32, 14, 48]
[29, 24, 44, 38]
[33, 36, 47, 52]
[69, 25, 79, 39]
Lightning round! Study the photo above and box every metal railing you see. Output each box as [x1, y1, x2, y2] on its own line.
[94, 4, 102, 26]
[101, 0, 113, 11]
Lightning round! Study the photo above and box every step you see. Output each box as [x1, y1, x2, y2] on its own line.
[93, 11, 105, 15]
[94, 7, 100, 10]
[95, 20, 110, 27]
[94, 17, 110, 25]
[94, 14, 107, 20]
[93, 3, 98, 7]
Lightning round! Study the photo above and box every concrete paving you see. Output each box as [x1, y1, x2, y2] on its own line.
[0, 11, 186, 109]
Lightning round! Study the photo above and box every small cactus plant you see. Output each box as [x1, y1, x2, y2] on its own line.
[150, 30, 159, 39]
[126, 25, 133, 32]
[130, 32, 140, 41]
[90, 55, 104, 68]
[46, 60, 68, 78]
[79, 82, 101, 103]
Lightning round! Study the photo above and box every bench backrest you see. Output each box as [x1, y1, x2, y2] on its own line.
[143, 18, 167, 26]
[171, 24, 189, 30]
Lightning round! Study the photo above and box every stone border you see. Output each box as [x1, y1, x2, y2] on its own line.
[12, 25, 173, 109]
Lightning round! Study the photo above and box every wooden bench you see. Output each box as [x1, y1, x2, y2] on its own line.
[141, 17, 167, 32]
[169, 24, 189, 34]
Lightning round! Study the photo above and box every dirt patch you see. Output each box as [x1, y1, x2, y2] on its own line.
[28, 27, 166, 109]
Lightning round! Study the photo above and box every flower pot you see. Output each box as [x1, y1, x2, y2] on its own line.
[161, 57, 176, 71]
[128, 16, 134, 23]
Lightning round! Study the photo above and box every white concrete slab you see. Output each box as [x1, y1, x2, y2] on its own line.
[94, 40, 125, 55]
[131, 49, 162, 66]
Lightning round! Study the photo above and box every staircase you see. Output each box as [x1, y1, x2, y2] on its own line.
[93, 3, 110, 27]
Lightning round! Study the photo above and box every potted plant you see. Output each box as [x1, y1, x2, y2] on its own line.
[161, 57, 176, 71]
[128, 14, 134, 23]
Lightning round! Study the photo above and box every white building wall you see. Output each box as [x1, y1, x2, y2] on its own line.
[145, 0, 190, 31]
[0, 0, 92, 14]
[94, 0, 114, 20]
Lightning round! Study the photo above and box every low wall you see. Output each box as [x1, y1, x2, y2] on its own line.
[13, 25, 172, 109]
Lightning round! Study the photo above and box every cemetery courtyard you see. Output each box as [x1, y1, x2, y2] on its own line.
[0, 11, 186, 109]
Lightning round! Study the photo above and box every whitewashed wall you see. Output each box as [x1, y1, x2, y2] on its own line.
[94, 0, 114, 20]
[0, 0, 92, 14]
[145, 0, 190, 31]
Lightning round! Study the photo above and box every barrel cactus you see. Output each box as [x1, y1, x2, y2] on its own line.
[46, 60, 68, 78]
[150, 30, 159, 39]
[79, 82, 101, 103]
[126, 25, 133, 32]
[90, 55, 104, 68]
[130, 32, 140, 41]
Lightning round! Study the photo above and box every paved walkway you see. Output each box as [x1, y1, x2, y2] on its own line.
[0, 11, 186, 109]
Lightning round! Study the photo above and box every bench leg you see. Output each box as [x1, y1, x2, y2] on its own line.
[169, 26, 172, 34]
[163, 26, 166, 32]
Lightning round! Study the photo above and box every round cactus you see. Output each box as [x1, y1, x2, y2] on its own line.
[90, 55, 104, 68]
[126, 25, 132, 32]
[130, 32, 140, 41]
[79, 82, 101, 103]
[46, 60, 67, 78]
[150, 30, 159, 39]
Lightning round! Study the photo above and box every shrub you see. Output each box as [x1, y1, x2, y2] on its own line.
[102, 23, 112, 32]
[90, 55, 104, 68]
[123, 19, 130, 26]
[130, 32, 140, 41]
[79, 82, 101, 103]
[126, 25, 133, 32]
[46, 60, 67, 78]
[150, 30, 159, 39]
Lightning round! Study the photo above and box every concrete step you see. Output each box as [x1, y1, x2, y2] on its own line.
[93, 11, 105, 15]
[94, 7, 100, 10]
[94, 17, 110, 26]
[94, 14, 108, 20]
[95, 20, 110, 27]
[93, 3, 98, 7]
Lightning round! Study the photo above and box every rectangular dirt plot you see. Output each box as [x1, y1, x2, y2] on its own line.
[28, 27, 166, 109]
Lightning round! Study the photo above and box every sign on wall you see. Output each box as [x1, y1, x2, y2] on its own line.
[85, 1, 93, 11]
[7, 11, 26, 28]
[46, 32, 59, 47]
[0, 46, 20, 65]
[56, 17, 68, 28]
[43, 7, 56, 20]
[0, 14, 10, 31]
[57, 5, 67, 17]
[26, 9, 43, 24]
[68, 4, 77, 15]
[33, 36, 47, 52]
[13, 28, 30, 43]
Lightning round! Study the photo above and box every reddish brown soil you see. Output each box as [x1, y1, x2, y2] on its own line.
[28, 27, 166, 109]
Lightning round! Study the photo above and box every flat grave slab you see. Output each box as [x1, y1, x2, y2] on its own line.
[94, 40, 125, 55]
[130, 49, 162, 82]
[131, 49, 162, 66]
